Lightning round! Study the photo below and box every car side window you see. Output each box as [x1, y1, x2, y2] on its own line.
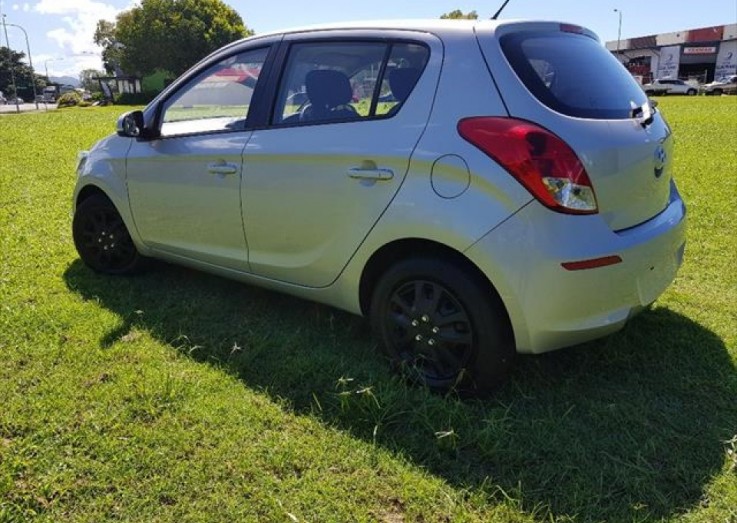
[273, 41, 429, 125]
[375, 44, 430, 116]
[160, 47, 269, 137]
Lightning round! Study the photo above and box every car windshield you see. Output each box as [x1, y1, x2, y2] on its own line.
[501, 31, 648, 119]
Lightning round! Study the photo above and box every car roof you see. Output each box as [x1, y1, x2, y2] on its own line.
[243, 18, 580, 41]
[260, 19, 482, 37]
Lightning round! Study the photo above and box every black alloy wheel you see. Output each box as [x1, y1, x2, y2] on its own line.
[385, 279, 474, 384]
[371, 257, 515, 396]
[73, 194, 144, 275]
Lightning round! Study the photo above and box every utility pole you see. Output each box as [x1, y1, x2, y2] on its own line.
[1, 13, 20, 112]
[614, 9, 623, 61]
[5, 21, 39, 109]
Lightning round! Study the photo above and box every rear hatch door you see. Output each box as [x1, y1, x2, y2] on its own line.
[476, 21, 673, 231]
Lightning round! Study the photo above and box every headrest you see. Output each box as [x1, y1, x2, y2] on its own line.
[306, 70, 353, 109]
[388, 68, 421, 103]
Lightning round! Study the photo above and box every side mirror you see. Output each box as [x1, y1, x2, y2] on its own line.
[117, 110, 145, 138]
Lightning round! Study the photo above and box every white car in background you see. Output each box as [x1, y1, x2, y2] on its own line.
[702, 75, 737, 95]
[642, 78, 698, 96]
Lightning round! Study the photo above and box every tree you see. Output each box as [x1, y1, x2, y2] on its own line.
[0, 46, 44, 99]
[440, 10, 479, 19]
[96, 0, 252, 78]
[79, 68, 106, 92]
[94, 20, 124, 75]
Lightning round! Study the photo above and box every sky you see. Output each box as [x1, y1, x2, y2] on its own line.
[0, 0, 735, 79]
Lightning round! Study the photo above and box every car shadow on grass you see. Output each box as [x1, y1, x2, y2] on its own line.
[64, 259, 737, 522]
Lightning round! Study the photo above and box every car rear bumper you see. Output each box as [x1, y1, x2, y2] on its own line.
[465, 181, 687, 354]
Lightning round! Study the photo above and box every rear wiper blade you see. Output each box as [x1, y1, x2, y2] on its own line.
[631, 101, 655, 128]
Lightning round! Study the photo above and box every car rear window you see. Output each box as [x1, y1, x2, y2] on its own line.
[500, 31, 648, 119]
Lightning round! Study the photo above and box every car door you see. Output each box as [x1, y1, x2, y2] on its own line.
[241, 34, 441, 287]
[126, 46, 271, 271]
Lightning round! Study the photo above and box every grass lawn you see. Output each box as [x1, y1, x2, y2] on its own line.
[0, 98, 735, 522]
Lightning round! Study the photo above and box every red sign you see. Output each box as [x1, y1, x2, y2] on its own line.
[687, 26, 724, 43]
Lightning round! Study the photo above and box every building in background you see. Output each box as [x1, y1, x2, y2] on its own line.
[606, 24, 737, 84]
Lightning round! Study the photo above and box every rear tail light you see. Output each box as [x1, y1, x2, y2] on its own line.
[458, 117, 598, 214]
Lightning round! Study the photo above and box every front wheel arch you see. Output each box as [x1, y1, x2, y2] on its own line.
[72, 193, 146, 275]
[76, 184, 111, 210]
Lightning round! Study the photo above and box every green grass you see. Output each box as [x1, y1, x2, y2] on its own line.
[1, 99, 735, 522]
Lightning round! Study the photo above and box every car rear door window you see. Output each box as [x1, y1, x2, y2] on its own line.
[501, 31, 648, 119]
[273, 41, 429, 125]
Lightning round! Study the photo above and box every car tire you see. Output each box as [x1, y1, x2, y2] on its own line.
[370, 257, 515, 396]
[687, 89, 697, 96]
[72, 194, 146, 275]
[713, 89, 723, 96]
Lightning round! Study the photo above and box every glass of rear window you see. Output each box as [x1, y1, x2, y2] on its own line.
[500, 31, 648, 119]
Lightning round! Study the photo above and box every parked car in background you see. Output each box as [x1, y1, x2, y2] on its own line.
[7, 97, 24, 105]
[72, 19, 687, 395]
[642, 78, 698, 96]
[701, 74, 737, 95]
[0, 91, 6, 105]
[42, 86, 58, 102]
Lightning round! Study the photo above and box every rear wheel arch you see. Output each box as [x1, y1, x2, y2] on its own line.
[361, 239, 516, 394]
[358, 238, 512, 328]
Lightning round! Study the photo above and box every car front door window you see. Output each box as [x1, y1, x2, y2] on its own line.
[160, 48, 269, 137]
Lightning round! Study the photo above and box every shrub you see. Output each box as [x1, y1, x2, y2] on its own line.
[57, 92, 82, 108]
[113, 91, 159, 106]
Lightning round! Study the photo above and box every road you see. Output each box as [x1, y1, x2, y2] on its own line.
[0, 102, 55, 114]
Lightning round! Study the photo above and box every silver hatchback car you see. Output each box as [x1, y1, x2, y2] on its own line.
[73, 19, 686, 394]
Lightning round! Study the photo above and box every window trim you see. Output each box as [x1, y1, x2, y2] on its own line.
[265, 37, 431, 130]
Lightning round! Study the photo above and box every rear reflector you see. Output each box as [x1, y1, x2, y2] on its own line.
[561, 256, 623, 271]
[458, 117, 598, 214]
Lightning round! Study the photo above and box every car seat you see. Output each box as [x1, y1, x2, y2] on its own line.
[301, 70, 359, 122]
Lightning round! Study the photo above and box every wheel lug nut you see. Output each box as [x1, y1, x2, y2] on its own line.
[415, 334, 423, 342]
[432, 327, 440, 334]
[428, 339, 436, 346]
[411, 320, 419, 327]
[421, 315, 429, 323]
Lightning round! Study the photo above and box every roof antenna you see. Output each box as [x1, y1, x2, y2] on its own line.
[491, 0, 513, 19]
